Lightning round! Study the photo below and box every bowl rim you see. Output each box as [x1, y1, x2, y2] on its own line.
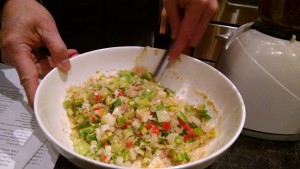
[34, 46, 246, 169]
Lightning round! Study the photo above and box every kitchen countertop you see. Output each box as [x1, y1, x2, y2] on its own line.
[54, 134, 300, 169]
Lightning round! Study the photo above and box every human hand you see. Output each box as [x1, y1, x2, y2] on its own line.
[0, 0, 78, 108]
[163, 0, 218, 60]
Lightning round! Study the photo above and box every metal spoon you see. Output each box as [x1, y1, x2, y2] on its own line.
[153, 41, 174, 81]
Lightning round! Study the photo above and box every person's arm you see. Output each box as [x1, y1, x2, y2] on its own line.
[163, 0, 219, 61]
[0, 0, 77, 108]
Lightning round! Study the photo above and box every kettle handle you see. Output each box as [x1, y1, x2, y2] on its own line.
[216, 22, 254, 68]
[225, 22, 254, 50]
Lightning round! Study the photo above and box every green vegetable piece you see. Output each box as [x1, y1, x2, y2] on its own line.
[141, 89, 155, 101]
[159, 138, 168, 145]
[76, 114, 86, 124]
[172, 151, 191, 162]
[184, 152, 191, 162]
[97, 142, 102, 149]
[85, 133, 96, 142]
[156, 102, 164, 111]
[197, 108, 212, 120]
[64, 100, 71, 109]
[112, 142, 122, 152]
[173, 152, 186, 162]
[74, 99, 83, 108]
[76, 139, 90, 156]
[79, 122, 89, 129]
[145, 91, 156, 100]
[83, 126, 95, 134]
[117, 116, 126, 126]
[106, 87, 112, 92]
[141, 72, 153, 80]
[111, 153, 117, 163]
[122, 128, 133, 136]
[168, 149, 176, 157]
[113, 98, 122, 108]
[139, 99, 150, 106]
[144, 150, 152, 159]
[204, 114, 212, 120]
[178, 111, 188, 122]
[121, 149, 130, 161]
[118, 70, 134, 83]
[197, 109, 208, 114]
[79, 129, 86, 139]
[141, 158, 151, 168]
[193, 127, 203, 136]
[140, 127, 147, 135]
[189, 122, 197, 128]
[97, 84, 102, 90]
[175, 135, 183, 144]
[99, 74, 105, 79]
[199, 103, 206, 109]
[164, 88, 174, 96]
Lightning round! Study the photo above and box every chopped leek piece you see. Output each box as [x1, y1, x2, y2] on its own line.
[113, 98, 122, 108]
[178, 111, 188, 122]
[75, 139, 90, 156]
[193, 127, 203, 136]
[74, 99, 83, 108]
[175, 135, 183, 144]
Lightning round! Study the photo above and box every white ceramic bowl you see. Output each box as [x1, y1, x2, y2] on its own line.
[34, 46, 245, 169]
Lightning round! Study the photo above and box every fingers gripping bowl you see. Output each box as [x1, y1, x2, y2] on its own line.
[34, 47, 245, 169]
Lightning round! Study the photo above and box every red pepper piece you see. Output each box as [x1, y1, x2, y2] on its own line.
[146, 122, 154, 129]
[178, 118, 195, 136]
[151, 125, 160, 134]
[94, 95, 101, 103]
[91, 116, 96, 123]
[125, 141, 134, 148]
[183, 134, 191, 142]
[162, 121, 171, 130]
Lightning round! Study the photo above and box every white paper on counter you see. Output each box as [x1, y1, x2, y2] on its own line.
[0, 63, 59, 169]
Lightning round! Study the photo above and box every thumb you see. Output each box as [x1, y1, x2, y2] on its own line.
[42, 28, 71, 72]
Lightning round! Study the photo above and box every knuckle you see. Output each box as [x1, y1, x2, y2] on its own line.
[204, 0, 218, 11]
[1, 35, 15, 49]
[210, 0, 219, 12]
[19, 74, 38, 88]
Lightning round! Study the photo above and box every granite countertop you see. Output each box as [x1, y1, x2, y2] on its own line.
[54, 134, 300, 169]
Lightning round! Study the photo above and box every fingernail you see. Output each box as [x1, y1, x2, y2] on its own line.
[59, 59, 71, 71]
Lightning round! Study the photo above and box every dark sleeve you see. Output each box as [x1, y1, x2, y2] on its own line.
[0, 0, 7, 25]
[101, 0, 161, 47]
[0, 0, 6, 13]
[42, 0, 161, 53]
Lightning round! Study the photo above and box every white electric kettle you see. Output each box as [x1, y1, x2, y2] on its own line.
[217, 0, 300, 141]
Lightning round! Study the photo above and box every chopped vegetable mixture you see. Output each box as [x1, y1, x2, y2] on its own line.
[63, 69, 217, 168]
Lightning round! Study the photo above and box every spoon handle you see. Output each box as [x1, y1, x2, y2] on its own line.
[153, 41, 174, 80]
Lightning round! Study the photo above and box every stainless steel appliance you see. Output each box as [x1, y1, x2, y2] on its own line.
[193, 0, 259, 66]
